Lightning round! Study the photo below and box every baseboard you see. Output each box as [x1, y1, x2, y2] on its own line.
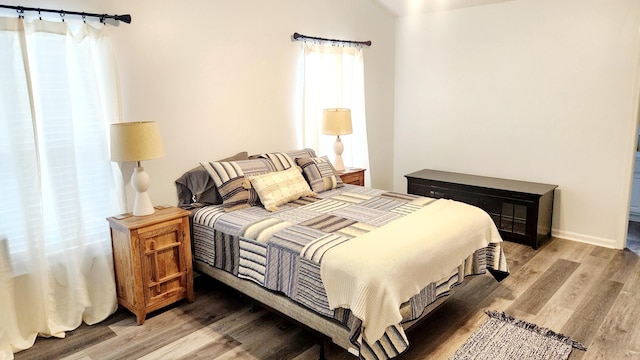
[552, 229, 621, 249]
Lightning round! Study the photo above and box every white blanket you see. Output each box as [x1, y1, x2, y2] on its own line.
[320, 199, 502, 343]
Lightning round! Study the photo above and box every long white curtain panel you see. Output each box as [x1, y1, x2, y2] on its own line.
[0, 16, 123, 358]
[300, 42, 371, 184]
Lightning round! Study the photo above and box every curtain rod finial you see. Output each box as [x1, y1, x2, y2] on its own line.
[115, 14, 131, 24]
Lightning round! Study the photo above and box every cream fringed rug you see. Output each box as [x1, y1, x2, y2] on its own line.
[451, 311, 587, 360]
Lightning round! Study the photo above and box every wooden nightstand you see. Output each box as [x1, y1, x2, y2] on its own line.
[107, 206, 194, 324]
[339, 167, 366, 186]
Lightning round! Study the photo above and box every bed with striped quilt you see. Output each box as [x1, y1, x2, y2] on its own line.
[192, 184, 509, 359]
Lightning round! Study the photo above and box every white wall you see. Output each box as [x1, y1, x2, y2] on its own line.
[394, 0, 640, 248]
[101, 0, 395, 208]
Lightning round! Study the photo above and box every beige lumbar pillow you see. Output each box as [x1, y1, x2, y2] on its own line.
[246, 167, 316, 212]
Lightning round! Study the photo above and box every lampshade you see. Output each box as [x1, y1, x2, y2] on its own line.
[322, 108, 353, 136]
[110, 121, 164, 216]
[110, 121, 164, 162]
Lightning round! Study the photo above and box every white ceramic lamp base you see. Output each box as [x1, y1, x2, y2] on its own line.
[131, 165, 155, 216]
[333, 135, 345, 171]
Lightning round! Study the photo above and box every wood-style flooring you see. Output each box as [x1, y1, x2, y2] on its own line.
[14, 238, 640, 360]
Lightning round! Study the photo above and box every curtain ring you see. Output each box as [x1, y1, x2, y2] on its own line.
[82, 13, 86, 23]
[38, 9, 42, 21]
[17, 7, 24, 19]
[100, 15, 106, 25]
[59, 10, 65, 22]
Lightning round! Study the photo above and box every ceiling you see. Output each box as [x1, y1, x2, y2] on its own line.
[374, 0, 511, 16]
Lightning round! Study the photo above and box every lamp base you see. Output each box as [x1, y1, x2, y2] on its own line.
[131, 165, 155, 216]
[334, 155, 345, 172]
[333, 135, 345, 172]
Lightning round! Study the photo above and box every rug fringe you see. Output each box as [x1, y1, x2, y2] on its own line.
[484, 310, 587, 351]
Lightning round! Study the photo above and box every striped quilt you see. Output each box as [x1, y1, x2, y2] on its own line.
[192, 185, 509, 359]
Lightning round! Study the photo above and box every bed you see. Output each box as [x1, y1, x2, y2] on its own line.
[176, 149, 509, 359]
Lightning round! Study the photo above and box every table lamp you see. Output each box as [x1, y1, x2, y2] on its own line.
[322, 108, 352, 171]
[110, 121, 164, 216]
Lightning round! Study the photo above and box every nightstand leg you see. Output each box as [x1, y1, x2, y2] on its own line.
[136, 312, 146, 325]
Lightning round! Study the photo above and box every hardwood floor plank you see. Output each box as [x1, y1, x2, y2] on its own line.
[562, 247, 640, 357]
[607, 249, 639, 283]
[175, 334, 242, 360]
[561, 280, 624, 356]
[136, 320, 240, 360]
[533, 261, 605, 331]
[292, 345, 322, 360]
[499, 240, 537, 272]
[589, 246, 618, 259]
[260, 330, 318, 360]
[59, 351, 93, 360]
[227, 328, 314, 360]
[546, 262, 607, 310]
[582, 291, 640, 359]
[486, 239, 575, 311]
[507, 258, 580, 315]
[208, 315, 310, 360]
[450, 274, 503, 308]
[621, 257, 640, 296]
[132, 307, 270, 359]
[556, 240, 597, 263]
[529, 305, 574, 333]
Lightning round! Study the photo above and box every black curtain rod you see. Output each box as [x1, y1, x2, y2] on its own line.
[0, 4, 131, 24]
[293, 32, 371, 47]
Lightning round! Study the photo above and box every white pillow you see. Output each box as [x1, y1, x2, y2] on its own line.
[247, 167, 316, 212]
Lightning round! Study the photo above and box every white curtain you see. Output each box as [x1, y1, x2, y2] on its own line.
[0, 17, 123, 359]
[300, 42, 371, 184]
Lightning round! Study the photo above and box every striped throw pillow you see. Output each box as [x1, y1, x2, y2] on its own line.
[260, 152, 296, 171]
[246, 167, 316, 212]
[284, 148, 317, 159]
[201, 158, 276, 212]
[256, 148, 318, 171]
[295, 156, 344, 193]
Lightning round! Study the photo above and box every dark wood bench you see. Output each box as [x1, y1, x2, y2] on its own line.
[405, 169, 557, 249]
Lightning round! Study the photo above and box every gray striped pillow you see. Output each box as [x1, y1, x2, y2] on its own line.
[295, 156, 344, 193]
[201, 158, 276, 212]
[255, 148, 318, 171]
[285, 148, 317, 159]
[260, 152, 296, 171]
